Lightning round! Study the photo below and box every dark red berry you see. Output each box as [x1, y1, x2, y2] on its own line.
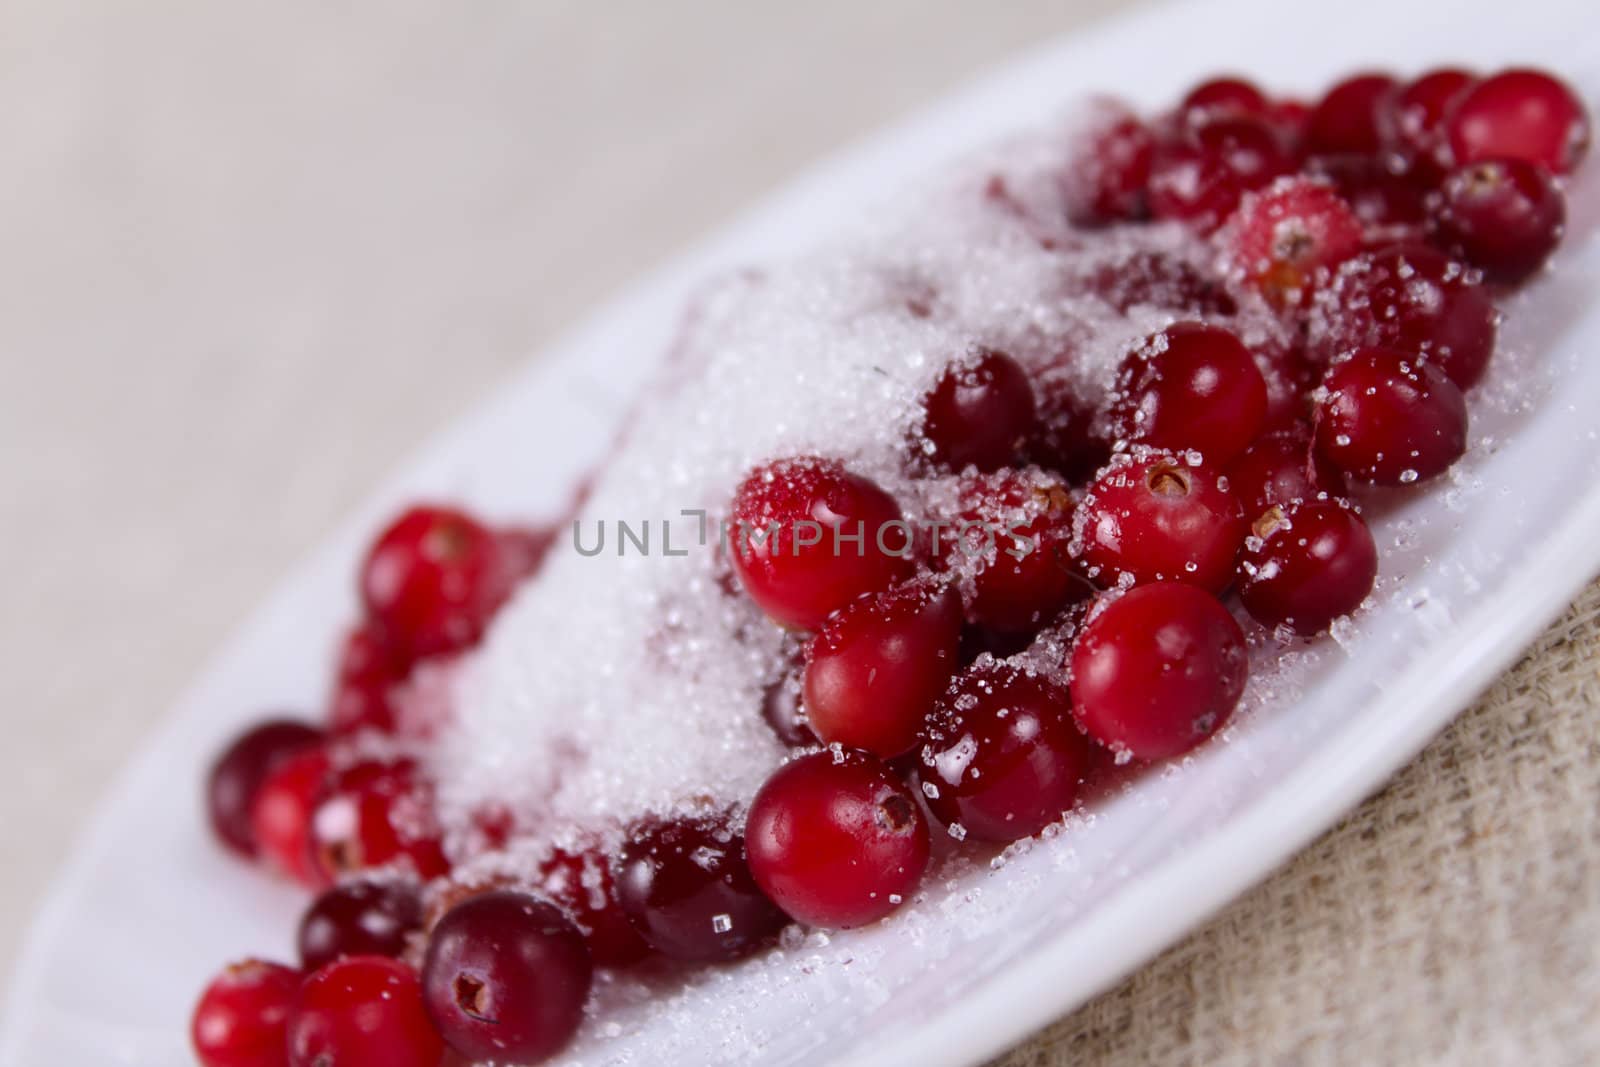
[287, 956, 443, 1067]
[1314, 346, 1468, 486]
[537, 847, 653, 967]
[1149, 116, 1294, 230]
[1448, 68, 1591, 174]
[1225, 428, 1347, 521]
[730, 457, 912, 631]
[1238, 501, 1378, 635]
[1307, 154, 1429, 232]
[207, 720, 324, 858]
[613, 816, 787, 961]
[917, 662, 1094, 843]
[422, 891, 593, 1065]
[1078, 453, 1246, 594]
[1106, 321, 1267, 465]
[251, 747, 332, 887]
[309, 760, 450, 885]
[803, 582, 962, 757]
[1218, 177, 1364, 309]
[746, 751, 930, 928]
[920, 348, 1038, 472]
[1180, 77, 1270, 125]
[1064, 109, 1155, 224]
[1379, 68, 1477, 173]
[360, 504, 513, 662]
[298, 880, 423, 972]
[192, 959, 300, 1067]
[1429, 158, 1566, 284]
[1304, 73, 1398, 156]
[1070, 583, 1247, 761]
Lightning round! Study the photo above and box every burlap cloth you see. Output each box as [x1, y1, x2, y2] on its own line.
[995, 580, 1600, 1066]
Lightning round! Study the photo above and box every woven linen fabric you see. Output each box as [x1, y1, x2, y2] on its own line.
[997, 579, 1600, 1067]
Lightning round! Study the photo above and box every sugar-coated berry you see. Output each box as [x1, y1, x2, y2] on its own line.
[1064, 107, 1155, 225]
[191, 959, 300, 1067]
[1070, 583, 1248, 761]
[1429, 158, 1566, 284]
[1149, 115, 1294, 230]
[308, 759, 449, 886]
[298, 880, 423, 972]
[1106, 321, 1267, 465]
[921, 348, 1038, 473]
[207, 720, 324, 858]
[1314, 346, 1469, 486]
[287, 956, 443, 1067]
[1238, 501, 1379, 635]
[1448, 68, 1591, 175]
[1217, 177, 1364, 309]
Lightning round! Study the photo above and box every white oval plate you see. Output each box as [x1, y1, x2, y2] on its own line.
[6, 0, 1599, 1063]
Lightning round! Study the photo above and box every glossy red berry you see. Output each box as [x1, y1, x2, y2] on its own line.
[803, 582, 962, 757]
[298, 880, 423, 972]
[360, 505, 514, 662]
[1429, 158, 1566, 284]
[287, 956, 443, 1067]
[422, 891, 592, 1065]
[537, 847, 653, 967]
[191, 959, 300, 1067]
[730, 457, 912, 631]
[920, 348, 1038, 472]
[613, 816, 786, 961]
[1225, 428, 1348, 521]
[1304, 72, 1398, 156]
[1180, 77, 1270, 125]
[1314, 346, 1468, 486]
[1078, 453, 1246, 594]
[1070, 583, 1248, 761]
[1217, 177, 1364, 309]
[1448, 69, 1591, 175]
[1149, 116, 1294, 230]
[1064, 109, 1155, 224]
[251, 747, 332, 887]
[1379, 68, 1477, 173]
[1238, 501, 1378, 635]
[1106, 321, 1267, 465]
[746, 751, 929, 928]
[309, 760, 450, 885]
[917, 663, 1094, 843]
[207, 720, 324, 859]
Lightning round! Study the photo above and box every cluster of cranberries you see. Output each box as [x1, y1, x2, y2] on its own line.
[193, 65, 1586, 1066]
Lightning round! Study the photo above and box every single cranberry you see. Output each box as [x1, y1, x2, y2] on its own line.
[309, 760, 450, 885]
[1429, 158, 1566, 284]
[1315, 244, 1498, 389]
[251, 747, 332, 887]
[1314, 346, 1468, 486]
[421, 891, 592, 1065]
[1306, 154, 1429, 231]
[1070, 583, 1247, 761]
[207, 720, 324, 858]
[746, 751, 929, 928]
[1064, 110, 1155, 224]
[920, 348, 1038, 472]
[729, 457, 912, 631]
[297, 880, 423, 972]
[1225, 428, 1348, 521]
[360, 504, 513, 662]
[537, 847, 653, 967]
[1180, 76, 1270, 125]
[1218, 177, 1364, 308]
[1379, 68, 1477, 174]
[917, 662, 1094, 843]
[1238, 501, 1378, 635]
[936, 469, 1083, 633]
[1078, 453, 1246, 594]
[191, 959, 300, 1067]
[1106, 321, 1267, 465]
[1304, 73, 1398, 156]
[287, 956, 443, 1067]
[1448, 69, 1591, 174]
[498, 524, 558, 583]
[1076, 250, 1238, 316]
[1149, 116, 1294, 230]
[613, 815, 787, 961]
[803, 582, 962, 757]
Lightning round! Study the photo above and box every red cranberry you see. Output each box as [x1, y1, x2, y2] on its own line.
[1314, 346, 1468, 486]
[191, 959, 300, 1067]
[251, 747, 332, 887]
[1225, 428, 1347, 521]
[207, 720, 324, 858]
[360, 504, 514, 663]
[1070, 583, 1247, 761]
[1429, 158, 1566, 284]
[1064, 110, 1155, 224]
[422, 891, 592, 1065]
[1077, 251, 1238, 316]
[1304, 73, 1398, 156]
[1307, 154, 1429, 232]
[537, 847, 653, 967]
[920, 348, 1038, 472]
[1180, 76, 1270, 125]
[936, 470, 1083, 633]
[1448, 69, 1591, 174]
[746, 751, 929, 928]
[287, 956, 443, 1067]
[1238, 501, 1378, 635]
[309, 760, 450, 885]
[613, 815, 787, 961]
[1316, 243, 1498, 389]
[1149, 116, 1294, 230]
[1106, 321, 1267, 465]
[917, 662, 1094, 843]
[729, 457, 912, 631]
[1379, 68, 1477, 174]
[298, 880, 423, 972]
[1218, 177, 1364, 308]
[1078, 453, 1246, 594]
[803, 582, 962, 757]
